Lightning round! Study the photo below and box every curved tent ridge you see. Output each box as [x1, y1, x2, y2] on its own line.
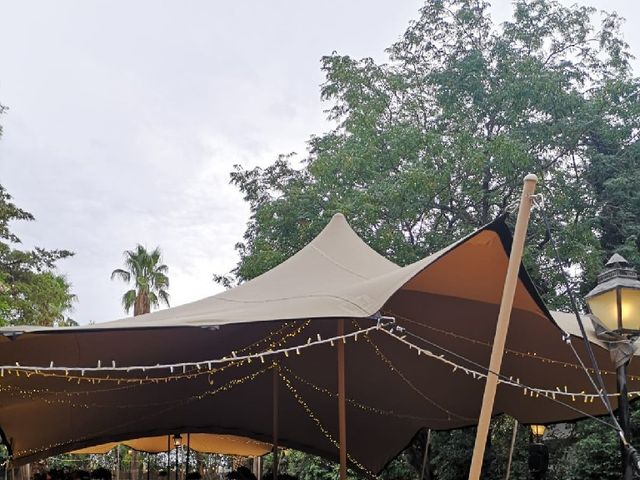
[0, 214, 585, 334]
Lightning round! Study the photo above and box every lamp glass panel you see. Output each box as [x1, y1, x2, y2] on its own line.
[587, 289, 619, 331]
[621, 288, 640, 331]
[530, 425, 546, 437]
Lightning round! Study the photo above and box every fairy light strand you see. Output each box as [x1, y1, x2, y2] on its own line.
[280, 364, 451, 422]
[386, 310, 639, 381]
[0, 366, 269, 410]
[1, 322, 384, 377]
[6, 318, 622, 464]
[3, 321, 313, 387]
[358, 326, 474, 421]
[12, 366, 272, 458]
[380, 326, 627, 402]
[278, 370, 375, 478]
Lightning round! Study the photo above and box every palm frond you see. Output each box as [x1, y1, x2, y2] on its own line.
[158, 289, 170, 308]
[153, 272, 169, 289]
[155, 263, 169, 274]
[122, 289, 137, 313]
[147, 291, 159, 308]
[111, 268, 131, 283]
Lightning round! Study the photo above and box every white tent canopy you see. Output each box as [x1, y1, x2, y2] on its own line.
[0, 214, 631, 474]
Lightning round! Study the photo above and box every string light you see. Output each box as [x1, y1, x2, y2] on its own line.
[12, 366, 271, 459]
[356, 321, 473, 421]
[2, 324, 314, 387]
[4, 318, 613, 406]
[1, 365, 272, 411]
[280, 365, 454, 423]
[278, 371, 375, 477]
[385, 310, 640, 382]
[380, 325, 619, 402]
[1, 322, 383, 378]
[6, 316, 621, 474]
[1, 322, 314, 397]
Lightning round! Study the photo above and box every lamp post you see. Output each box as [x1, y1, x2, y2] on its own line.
[585, 254, 640, 480]
[528, 425, 548, 480]
[173, 435, 182, 480]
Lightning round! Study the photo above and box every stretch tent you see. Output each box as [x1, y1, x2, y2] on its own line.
[71, 433, 271, 457]
[0, 213, 636, 474]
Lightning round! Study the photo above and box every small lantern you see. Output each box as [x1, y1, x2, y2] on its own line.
[585, 254, 640, 335]
[530, 424, 546, 441]
[173, 434, 182, 447]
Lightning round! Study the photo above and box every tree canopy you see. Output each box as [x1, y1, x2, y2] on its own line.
[225, 0, 639, 310]
[111, 244, 170, 316]
[0, 104, 76, 326]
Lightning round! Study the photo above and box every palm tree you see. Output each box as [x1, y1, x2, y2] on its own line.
[111, 245, 170, 316]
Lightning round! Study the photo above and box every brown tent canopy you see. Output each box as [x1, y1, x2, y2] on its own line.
[0, 214, 634, 474]
[70, 433, 271, 457]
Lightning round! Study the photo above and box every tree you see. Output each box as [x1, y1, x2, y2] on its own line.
[0, 104, 75, 326]
[110, 245, 170, 480]
[111, 245, 170, 315]
[222, 0, 639, 478]
[225, 0, 637, 310]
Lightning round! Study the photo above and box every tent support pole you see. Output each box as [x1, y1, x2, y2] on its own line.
[337, 318, 347, 480]
[186, 433, 190, 479]
[468, 174, 537, 480]
[505, 419, 518, 480]
[167, 435, 170, 480]
[419, 429, 432, 480]
[273, 363, 279, 479]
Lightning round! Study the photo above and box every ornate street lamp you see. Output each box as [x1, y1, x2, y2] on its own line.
[586, 254, 640, 480]
[586, 254, 640, 334]
[528, 425, 548, 480]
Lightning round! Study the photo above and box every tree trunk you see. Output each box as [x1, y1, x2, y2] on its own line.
[130, 288, 147, 480]
[131, 451, 139, 480]
[133, 294, 150, 316]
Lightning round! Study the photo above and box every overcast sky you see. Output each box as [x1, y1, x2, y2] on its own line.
[1, 0, 638, 325]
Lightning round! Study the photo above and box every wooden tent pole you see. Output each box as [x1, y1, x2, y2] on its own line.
[186, 433, 190, 478]
[504, 419, 519, 480]
[419, 429, 432, 480]
[468, 174, 537, 480]
[272, 363, 279, 479]
[337, 318, 347, 480]
[166, 435, 170, 480]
